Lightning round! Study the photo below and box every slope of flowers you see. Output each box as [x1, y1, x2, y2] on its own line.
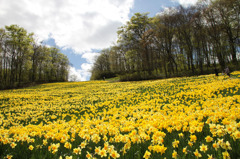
[0, 73, 240, 159]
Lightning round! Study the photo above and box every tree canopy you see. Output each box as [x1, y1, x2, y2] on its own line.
[0, 25, 69, 89]
[91, 0, 240, 81]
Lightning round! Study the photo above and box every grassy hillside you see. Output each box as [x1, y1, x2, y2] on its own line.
[0, 72, 240, 159]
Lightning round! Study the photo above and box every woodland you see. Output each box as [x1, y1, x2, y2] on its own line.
[91, 0, 240, 81]
[0, 25, 69, 89]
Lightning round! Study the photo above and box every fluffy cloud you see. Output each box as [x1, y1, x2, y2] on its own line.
[82, 52, 100, 63]
[69, 52, 100, 81]
[172, 0, 198, 7]
[0, 0, 134, 52]
[68, 65, 92, 82]
[0, 0, 134, 81]
[68, 67, 84, 82]
[157, 7, 178, 16]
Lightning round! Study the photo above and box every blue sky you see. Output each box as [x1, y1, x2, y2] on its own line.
[131, 0, 178, 17]
[0, 0, 198, 81]
[44, 0, 179, 81]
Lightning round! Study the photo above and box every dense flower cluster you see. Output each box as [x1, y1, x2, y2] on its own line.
[0, 73, 240, 159]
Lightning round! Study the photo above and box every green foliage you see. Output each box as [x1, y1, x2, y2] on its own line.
[91, 0, 240, 81]
[0, 25, 69, 89]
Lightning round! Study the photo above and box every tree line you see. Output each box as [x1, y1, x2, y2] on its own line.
[0, 25, 69, 89]
[91, 0, 240, 81]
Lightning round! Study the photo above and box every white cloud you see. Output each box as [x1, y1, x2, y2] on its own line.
[156, 0, 199, 17]
[68, 66, 88, 82]
[172, 0, 198, 7]
[82, 52, 100, 63]
[68, 52, 100, 81]
[0, 0, 134, 81]
[68, 67, 81, 82]
[157, 7, 178, 16]
[0, 0, 134, 53]
[68, 64, 93, 82]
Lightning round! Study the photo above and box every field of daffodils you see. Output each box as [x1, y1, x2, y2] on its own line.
[1, 71, 240, 159]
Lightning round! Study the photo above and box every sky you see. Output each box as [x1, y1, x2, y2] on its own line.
[0, 0, 198, 81]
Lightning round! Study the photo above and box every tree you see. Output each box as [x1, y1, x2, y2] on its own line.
[212, 0, 239, 65]
[0, 28, 8, 89]
[91, 49, 112, 80]
[174, 6, 198, 74]
[0, 25, 70, 89]
[117, 13, 153, 74]
[91, 0, 239, 81]
[152, 9, 179, 77]
[4, 25, 34, 86]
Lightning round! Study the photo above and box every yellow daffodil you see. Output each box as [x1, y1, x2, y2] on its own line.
[200, 143, 208, 153]
[29, 145, 34, 151]
[172, 150, 177, 159]
[143, 150, 151, 159]
[183, 147, 187, 154]
[194, 149, 202, 158]
[205, 136, 213, 142]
